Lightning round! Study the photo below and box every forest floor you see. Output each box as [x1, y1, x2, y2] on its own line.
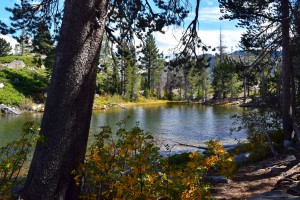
[211, 148, 300, 199]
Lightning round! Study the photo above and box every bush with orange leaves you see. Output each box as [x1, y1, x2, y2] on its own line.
[74, 123, 236, 199]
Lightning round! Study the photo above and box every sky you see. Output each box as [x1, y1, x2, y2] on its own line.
[0, 0, 245, 55]
[0, 0, 19, 48]
[153, 0, 245, 55]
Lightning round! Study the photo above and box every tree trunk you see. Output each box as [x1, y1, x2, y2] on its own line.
[22, 0, 108, 199]
[281, 0, 293, 146]
[260, 68, 266, 103]
[147, 64, 151, 94]
[243, 77, 247, 103]
[204, 78, 207, 101]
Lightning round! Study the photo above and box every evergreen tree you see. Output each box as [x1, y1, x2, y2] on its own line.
[192, 58, 210, 101]
[0, 38, 12, 56]
[115, 40, 139, 100]
[32, 23, 54, 55]
[31, 22, 55, 71]
[140, 34, 163, 96]
[212, 58, 235, 99]
[219, 0, 295, 146]
[97, 36, 117, 95]
[14, 29, 32, 56]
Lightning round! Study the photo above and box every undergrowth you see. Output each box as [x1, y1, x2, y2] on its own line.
[0, 56, 40, 67]
[0, 68, 48, 106]
[0, 122, 236, 199]
[75, 122, 236, 199]
[231, 108, 283, 162]
[0, 122, 41, 199]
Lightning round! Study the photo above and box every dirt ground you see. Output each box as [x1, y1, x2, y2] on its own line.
[210, 149, 300, 199]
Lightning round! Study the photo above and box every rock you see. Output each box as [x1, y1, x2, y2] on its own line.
[22, 104, 44, 112]
[0, 104, 21, 114]
[250, 191, 300, 199]
[31, 105, 38, 111]
[284, 155, 297, 163]
[231, 101, 240, 105]
[14, 78, 20, 83]
[0, 83, 4, 89]
[36, 104, 44, 112]
[3, 60, 26, 69]
[234, 152, 251, 164]
[100, 105, 108, 110]
[284, 140, 294, 148]
[209, 176, 230, 184]
[269, 167, 285, 175]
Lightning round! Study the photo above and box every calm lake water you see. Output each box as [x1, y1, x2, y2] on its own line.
[0, 104, 246, 151]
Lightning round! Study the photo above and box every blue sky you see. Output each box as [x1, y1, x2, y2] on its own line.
[153, 0, 245, 55]
[0, 0, 244, 55]
[0, 0, 19, 47]
[0, 0, 15, 23]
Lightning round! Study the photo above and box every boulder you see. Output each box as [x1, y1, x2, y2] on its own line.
[209, 176, 230, 184]
[284, 155, 297, 163]
[3, 60, 26, 69]
[234, 152, 251, 164]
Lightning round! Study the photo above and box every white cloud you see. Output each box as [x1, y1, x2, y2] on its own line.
[185, 7, 222, 23]
[154, 28, 245, 56]
[199, 7, 222, 22]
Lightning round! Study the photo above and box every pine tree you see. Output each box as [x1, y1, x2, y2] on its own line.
[14, 29, 32, 56]
[0, 38, 12, 56]
[117, 42, 139, 101]
[140, 34, 163, 97]
[97, 36, 117, 95]
[219, 0, 295, 146]
[32, 23, 54, 55]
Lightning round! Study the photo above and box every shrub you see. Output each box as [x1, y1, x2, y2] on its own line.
[0, 68, 48, 105]
[231, 108, 283, 162]
[75, 123, 236, 199]
[0, 122, 41, 199]
[144, 88, 150, 99]
[0, 83, 25, 106]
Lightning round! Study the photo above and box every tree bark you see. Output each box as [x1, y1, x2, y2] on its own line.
[281, 0, 293, 146]
[22, 0, 108, 199]
[243, 77, 247, 103]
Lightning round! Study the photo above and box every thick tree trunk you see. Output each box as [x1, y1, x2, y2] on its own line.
[281, 0, 293, 146]
[22, 0, 108, 199]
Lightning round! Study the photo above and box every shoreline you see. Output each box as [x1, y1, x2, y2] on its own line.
[1, 97, 251, 115]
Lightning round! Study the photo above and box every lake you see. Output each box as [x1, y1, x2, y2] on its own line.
[0, 104, 247, 151]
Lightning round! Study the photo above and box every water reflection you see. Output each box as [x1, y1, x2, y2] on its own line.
[1, 105, 246, 150]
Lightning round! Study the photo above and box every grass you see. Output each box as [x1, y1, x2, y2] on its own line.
[0, 55, 42, 67]
[93, 94, 170, 109]
[0, 67, 49, 106]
